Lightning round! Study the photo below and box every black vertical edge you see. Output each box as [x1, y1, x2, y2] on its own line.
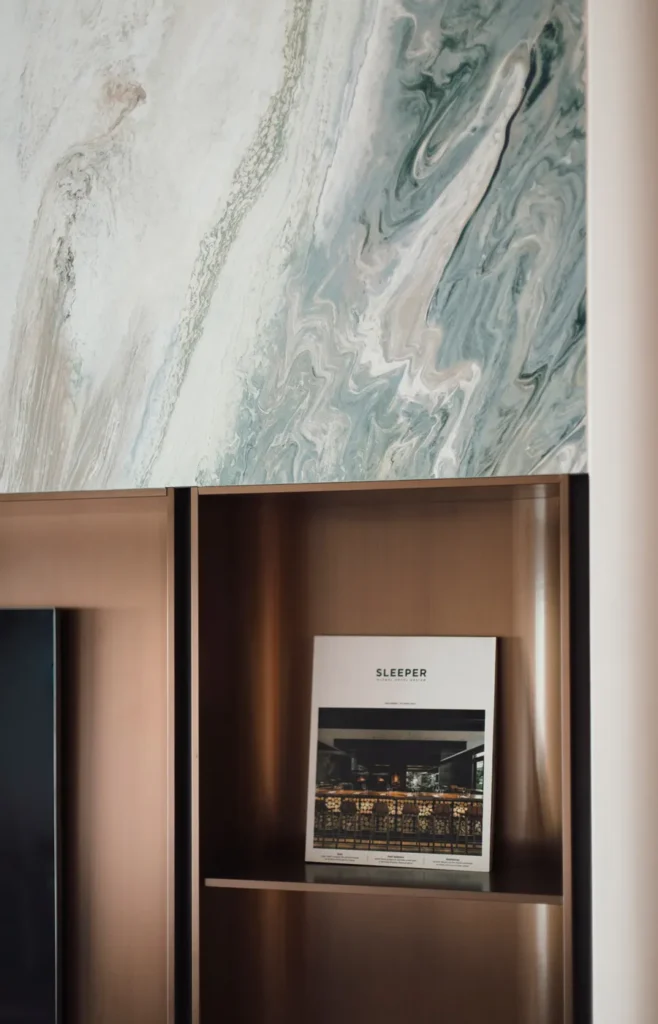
[570, 474, 591, 1024]
[174, 488, 192, 1024]
[53, 609, 63, 1024]
[59, 610, 75, 1024]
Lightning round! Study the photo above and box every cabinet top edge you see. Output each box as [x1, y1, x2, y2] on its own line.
[196, 475, 569, 498]
[0, 487, 169, 504]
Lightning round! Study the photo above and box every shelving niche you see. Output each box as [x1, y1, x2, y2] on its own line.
[192, 476, 581, 1024]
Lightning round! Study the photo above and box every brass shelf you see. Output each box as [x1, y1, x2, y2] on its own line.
[204, 859, 562, 905]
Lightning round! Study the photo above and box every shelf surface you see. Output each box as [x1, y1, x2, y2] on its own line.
[205, 859, 562, 905]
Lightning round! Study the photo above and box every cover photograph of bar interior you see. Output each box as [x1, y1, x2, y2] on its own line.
[306, 635, 496, 873]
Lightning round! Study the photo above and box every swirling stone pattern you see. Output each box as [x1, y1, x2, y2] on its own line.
[0, 0, 585, 491]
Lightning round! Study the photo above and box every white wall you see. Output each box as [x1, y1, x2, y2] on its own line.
[589, 1, 658, 1020]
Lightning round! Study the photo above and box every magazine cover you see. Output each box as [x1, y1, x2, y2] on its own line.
[305, 635, 496, 873]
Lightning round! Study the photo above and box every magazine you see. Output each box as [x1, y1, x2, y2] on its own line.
[305, 635, 496, 873]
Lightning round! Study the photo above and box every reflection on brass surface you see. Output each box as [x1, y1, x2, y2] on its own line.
[250, 498, 285, 848]
[497, 495, 562, 855]
[518, 902, 564, 1024]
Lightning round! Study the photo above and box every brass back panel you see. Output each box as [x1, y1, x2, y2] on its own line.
[201, 888, 563, 1024]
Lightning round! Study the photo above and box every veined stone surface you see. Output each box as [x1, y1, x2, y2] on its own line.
[0, 0, 585, 491]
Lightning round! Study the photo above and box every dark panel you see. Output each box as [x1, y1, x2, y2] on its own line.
[175, 489, 192, 1024]
[0, 609, 59, 1024]
[570, 475, 591, 1023]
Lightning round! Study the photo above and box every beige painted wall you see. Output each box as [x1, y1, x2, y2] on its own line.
[589, 2, 658, 1021]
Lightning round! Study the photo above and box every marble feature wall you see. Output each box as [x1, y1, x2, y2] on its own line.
[0, 0, 585, 491]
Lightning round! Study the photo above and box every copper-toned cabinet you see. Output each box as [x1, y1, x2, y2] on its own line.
[0, 478, 588, 1024]
[190, 476, 590, 1024]
[0, 491, 176, 1024]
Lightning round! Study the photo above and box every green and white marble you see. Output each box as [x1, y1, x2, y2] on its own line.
[0, 0, 585, 491]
